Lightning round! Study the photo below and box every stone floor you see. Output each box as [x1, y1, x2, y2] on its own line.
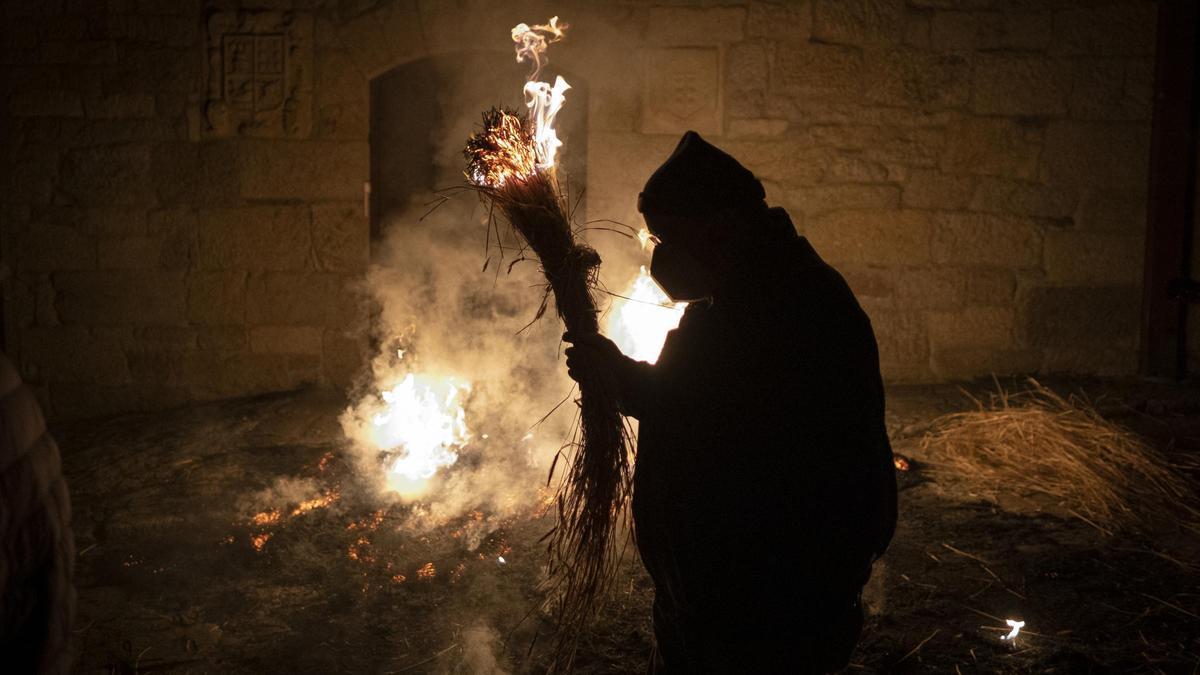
[59, 378, 1200, 673]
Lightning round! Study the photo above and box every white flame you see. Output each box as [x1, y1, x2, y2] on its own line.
[1000, 619, 1025, 642]
[606, 266, 686, 364]
[512, 17, 571, 170]
[366, 373, 471, 497]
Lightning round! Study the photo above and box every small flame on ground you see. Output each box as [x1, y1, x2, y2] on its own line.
[1001, 619, 1025, 642]
[894, 455, 910, 472]
[606, 266, 686, 364]
[417, 562, 437, 580]
[368, 373, 471, 498]
[251, 532, 271, 552]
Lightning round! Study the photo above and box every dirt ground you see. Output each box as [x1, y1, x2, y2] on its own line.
[59, 377, 1200, 674]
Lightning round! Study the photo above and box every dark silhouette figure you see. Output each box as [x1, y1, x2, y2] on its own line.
[565, 132, 897, 673]
[0, 349, 75, 673]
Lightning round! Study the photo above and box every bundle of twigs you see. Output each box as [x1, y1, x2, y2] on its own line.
[910, 379, 1200, 536]
[464, 108, 633, 667]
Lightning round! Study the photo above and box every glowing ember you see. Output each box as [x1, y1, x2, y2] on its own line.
[291, 489, 340, 516]
[251, 509, 281, 526]
[416, 562, 437, 580]
[250, 532, 271, 552]
[606, 266, 686, 363]
[1001, 618, 1025, 642]
[391, 574, 406, 584]
[894, 455, 910, 471]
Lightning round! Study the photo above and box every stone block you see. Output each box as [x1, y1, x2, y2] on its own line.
[726, 42, 768, 96]
[14, 225, 95, 271]
[101, 46, 201, 95]
[97, 236, 162, 269]
[747, 1, 812, 39]
[197, 206, 311, 271]
[1052, 4, 1156, 56]
[903, 13, 930, 50]
[930, 347, 1043, 380]
[56, 269, 188, 326]
[250, 326, 323, 354]
[645, 6, 746, 45]
[927, 306, 1014, 350]
[311, 202, 368, 274]
[1043, 231, 1143, 285]
[964, 269, 1015, 306]
[148, 207, 199, 268]
[862, 306, 929, 373]
[727, 119, 790, 138]
[976, 12, 1051, 51]
[863, 49, 969, 109]
[1069, 57, 1154, 122]
[238, 141, 368, 201]
[640, 48, 722, 135]
[131, 350, 319, 399]
[78, 208, 147, 238]
[196, 326, 246, 353]
[840, 266, 896, 301]
[21, 326, 131, 385]
[971, 54, 1069, 116]
[813, 0, 904, 47]
[136, 325, 197, 352]
[968, 177, 1075, 219]
[901, 168, 975, 209]
[246, 271, 351, 326]
[41, 39, 119, 65]
[85, 93, 156, 119]
[1076, 189, 1145, 233]
[929, 11, 976, 51]
[1039, 121, 1151, 190]
[323, 328, 368, 387]
[773, 41, 863, 102]
[153, 141, 240, 206]
[942, 117, 1042, 179]
[931, 212, 1042, 268]
[1020, 285, 1139, 352]
[187, 271, 247, 326]
[59, 144, 155, 206]
[811, 125, 945, 168]
[9, 90, 83, 117]
[896, 269, 965, 310]
[828, 154, 891, 183]
[807, 209, 933, 266]
[784, 184, 900, 219]
[716, 138, 832, 185]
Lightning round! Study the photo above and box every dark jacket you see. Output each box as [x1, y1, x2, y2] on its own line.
[621, 210, 896, 670]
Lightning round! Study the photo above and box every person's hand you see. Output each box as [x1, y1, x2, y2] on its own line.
[562, 331, 624, 384]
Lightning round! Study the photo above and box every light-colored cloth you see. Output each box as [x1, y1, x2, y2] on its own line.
[0, 351, 75, 673]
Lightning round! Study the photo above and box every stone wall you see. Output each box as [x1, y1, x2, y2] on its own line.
[0, 0, 1157, 420]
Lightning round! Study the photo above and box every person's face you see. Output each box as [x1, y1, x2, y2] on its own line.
[643, 211, 716, 303]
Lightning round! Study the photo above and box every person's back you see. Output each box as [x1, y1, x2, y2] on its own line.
[564, 131, 896, 673]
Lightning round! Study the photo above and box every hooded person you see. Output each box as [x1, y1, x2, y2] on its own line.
[564, 131, 897, 673]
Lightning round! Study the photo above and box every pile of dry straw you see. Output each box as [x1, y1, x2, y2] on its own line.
[910, 379, 1199, 536]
